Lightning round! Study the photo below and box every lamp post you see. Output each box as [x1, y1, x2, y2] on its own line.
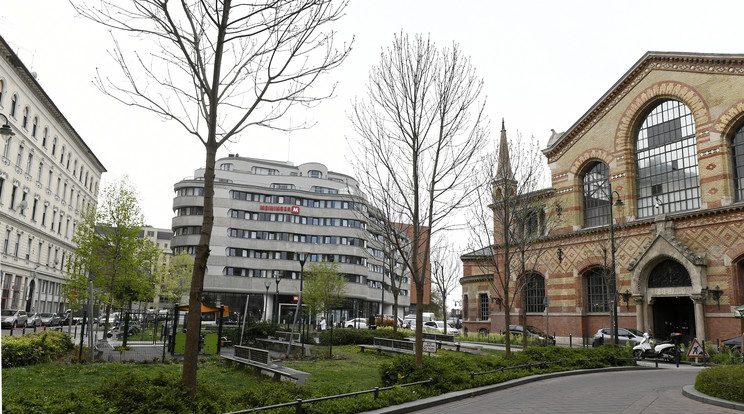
[274, 273, 281, 326]
[543, 295, 550, 346]
[263, 280, 271, 322]
[607, 183, 624, 345]
[287, 252, 308, 357]
[0, 113, 14, 138]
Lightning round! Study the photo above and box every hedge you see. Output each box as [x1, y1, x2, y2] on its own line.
[695, 365, 744, 403]
[2, 331, 75, 368]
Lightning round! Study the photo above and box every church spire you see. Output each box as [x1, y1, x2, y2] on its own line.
[497, 118, 513, 181]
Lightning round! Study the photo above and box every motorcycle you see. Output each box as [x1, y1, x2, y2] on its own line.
[106, 321, 141, 339]
[633, 332, 682, 361]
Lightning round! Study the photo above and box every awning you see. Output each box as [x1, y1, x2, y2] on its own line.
[178, 304, 229, 316]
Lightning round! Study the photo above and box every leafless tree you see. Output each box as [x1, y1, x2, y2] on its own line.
[430, 242, 460, 335]
[465, 126, 555, 357]
[350, 33, 487, 365]
[72, 0, 352, 392]
[366, 200, 411, 333]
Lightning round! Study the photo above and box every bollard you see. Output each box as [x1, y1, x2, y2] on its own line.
[569, 333, 572, 348]
[295, 398, 303, 414]
[470, 372, 475, 380]
[374, 387, 379, 399]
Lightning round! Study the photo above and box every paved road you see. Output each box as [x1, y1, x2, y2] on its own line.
[412, 366, 739, 414]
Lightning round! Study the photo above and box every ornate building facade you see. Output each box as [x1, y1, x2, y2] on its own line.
[461, 52, 744, 345]
[0, 35, 106, 314]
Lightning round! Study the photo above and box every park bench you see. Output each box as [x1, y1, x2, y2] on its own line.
[359, 337, 436, 356]
[422, 332, 461, 351]
[221, 345, 310, 385]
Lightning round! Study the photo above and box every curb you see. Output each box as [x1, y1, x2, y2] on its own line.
[682, 385, 744, 412]
[362, 365, 653, 414]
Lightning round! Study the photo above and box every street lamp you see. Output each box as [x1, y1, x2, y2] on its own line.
[288, 252, 309, 356]
[263, 280, 271, 322]
[274, 273, 282, 326]
[0, 113, 14, 138]
[607, 184, 624, 345]
[543, 295, 550, 346]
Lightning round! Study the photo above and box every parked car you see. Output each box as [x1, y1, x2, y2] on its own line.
[447, 317, 463, 329]
[1, 309, 28, 328]
[722, 336, 742, 352]
[506, 325, 556, 345]
[402, 317, 417, 330]
[592, 327, 645, 347]
[39, 312, 62, 326]
[26, 313, 42, 327]
[98, 312, 121, 325]
[423, 320, 460, 335]
[60, 310, 75, 325]
[345, 317, 368, 329]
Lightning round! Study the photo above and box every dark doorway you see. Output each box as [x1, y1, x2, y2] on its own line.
[25, 280, 35, 313]
[652, 296, 695, 343]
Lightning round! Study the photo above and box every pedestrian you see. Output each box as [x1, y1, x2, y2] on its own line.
[320, 317, 327, 331]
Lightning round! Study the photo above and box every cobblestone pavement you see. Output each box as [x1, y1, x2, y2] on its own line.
[411, 366, 739, 414]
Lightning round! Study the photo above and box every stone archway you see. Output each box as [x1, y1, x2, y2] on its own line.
[628, 217, 708, 340]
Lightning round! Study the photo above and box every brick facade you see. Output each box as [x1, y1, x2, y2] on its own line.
[461, 52, 744, 345]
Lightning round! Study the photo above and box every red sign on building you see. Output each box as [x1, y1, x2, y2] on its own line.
[259, 205, 301, 214]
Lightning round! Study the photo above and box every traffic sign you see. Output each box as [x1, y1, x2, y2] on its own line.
[686, 338, 709, 358]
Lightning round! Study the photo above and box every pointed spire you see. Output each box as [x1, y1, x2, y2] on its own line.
[497, 118, 513, 181]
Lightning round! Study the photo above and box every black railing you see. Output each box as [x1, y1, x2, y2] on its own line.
[224, 378, 433, 414]
[470, 360, 562, 380]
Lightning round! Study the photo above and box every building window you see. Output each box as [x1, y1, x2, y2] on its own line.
[732, 125, 744, 202]
[31, 117, 38, 137]
[219, 163, 233, 171]
[582, 162, 610, 227]
[308, 170, 322, 178]
[479, 293, 489, 320]
[251, 166, 278, 175]
[0, 79, 4, 104]
[22, 107, 29, 129]
[636, 100, 699, 218]
[586, 268, 610, 313]
[52, 137, 57, 156]
[525, 274, 546, 313]
[463, 294, 469, 320]
[10, 94, 18, 117]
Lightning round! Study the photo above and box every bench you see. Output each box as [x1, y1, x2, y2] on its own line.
[422, 333, 461, 351]
[358, 337, 418, 355]
[273, 331, 301, 342]
[221, 345, 311, 385]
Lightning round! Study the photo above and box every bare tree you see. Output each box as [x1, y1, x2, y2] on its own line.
[73, 0, 352, 392]
[350, 33, 487, 365]
[465, 125, 555, 357]
[430, 242, 460, 335]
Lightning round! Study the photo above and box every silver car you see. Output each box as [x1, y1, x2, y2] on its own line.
[592, 328, 645, 347]
[2, 309, 28, 328]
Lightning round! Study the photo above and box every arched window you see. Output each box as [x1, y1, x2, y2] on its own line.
[636, 100, 699, 218]
[732, 125, 744, 201]
[52, 137, 57, 156]
[60, 145, 65, 163]
[31, 117, 38, 137]
[42, 128, 48, 148]
[0, 79, 4, 104]
[525, 274, 546, 312]
[582, 162, 610, 227]
[22, 107, 29, 129]
[10, 94, 18, 117]
[586, 268, 610, 313]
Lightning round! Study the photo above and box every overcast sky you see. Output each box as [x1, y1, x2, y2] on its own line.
[2, 0, 744, 245]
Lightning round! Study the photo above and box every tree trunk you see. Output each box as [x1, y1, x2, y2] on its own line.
[182, 140, 217, 393]
[415, 287, 424, 365]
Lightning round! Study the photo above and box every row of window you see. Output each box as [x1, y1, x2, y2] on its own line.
[2, 229, 70, 271]
[581, 99, 744, 227]
[226, 248, 368, 266]
[220, 163, 326, 180]
[226, 228, 366, 247]
[228, 209, 367, 229]
[229, 190, 363, 210]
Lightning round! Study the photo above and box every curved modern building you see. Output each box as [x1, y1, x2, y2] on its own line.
[171, 155, 410, 325]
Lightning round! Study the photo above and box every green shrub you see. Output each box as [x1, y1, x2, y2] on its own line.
[2, 331, 75, 368]
[318, 328, 407, 346]
[695, 365, 744, 403]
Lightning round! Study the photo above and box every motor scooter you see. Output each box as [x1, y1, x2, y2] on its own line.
[106, 321, 141, 339]
[633, 332, 682, 361]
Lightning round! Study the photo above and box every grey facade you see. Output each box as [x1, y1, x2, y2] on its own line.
[171, 155, 410, 325]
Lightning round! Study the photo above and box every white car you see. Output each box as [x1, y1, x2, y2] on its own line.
[423, 320, 460, 335]
[345, 317, 368, 329]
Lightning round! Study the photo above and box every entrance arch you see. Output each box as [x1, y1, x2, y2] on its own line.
[652, 296, 695, 343]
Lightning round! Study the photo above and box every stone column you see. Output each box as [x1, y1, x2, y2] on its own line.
[691, 294, 706, 341]
[633, 295, 645, 332]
